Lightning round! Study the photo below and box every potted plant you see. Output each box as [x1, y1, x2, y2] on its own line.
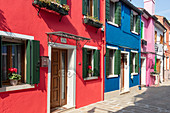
[8, 68, 21, 86]
[84, 15, 103, 28]
[88, 65, 93, 77]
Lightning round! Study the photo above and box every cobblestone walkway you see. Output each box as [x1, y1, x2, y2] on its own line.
[59, 81, 170, 113]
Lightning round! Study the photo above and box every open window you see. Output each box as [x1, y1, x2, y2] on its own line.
[0, 36, 40, 89]
[82, 47, 100, 80]
[106, 0, 121, 26]
[130, 51, 139, 75]
[130, 10, 140, 34]
[106, 47, 121, 78]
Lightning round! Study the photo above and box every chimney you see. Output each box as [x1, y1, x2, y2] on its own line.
[144, 0, 155, 15]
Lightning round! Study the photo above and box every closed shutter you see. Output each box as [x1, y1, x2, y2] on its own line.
[130, 52, 133, 73]
[60, 0, 67, 4]
[154, 56, 157, 71]
[94, 0, 99, 20]
[94, 50, 100, 77]
[26, 40, 40, 84]
[115, 2, 121, 26]
[82, 48, 87, 78]
[141, 22, 143, 39]
[130, 10, 134, 31]
[106, 0, 110, 20]
[135, 53, 139, 73]
[106, 48, 109, 76]
[114, 50, 121, 75]
[135, 15, 140, 34]
[82, 0, 87, 15]
[0, 36, 2, 88]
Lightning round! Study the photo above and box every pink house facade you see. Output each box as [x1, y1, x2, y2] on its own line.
[140, 0, 157, 86]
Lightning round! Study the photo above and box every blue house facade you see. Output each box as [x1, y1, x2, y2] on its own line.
[105, 0, 142, 94]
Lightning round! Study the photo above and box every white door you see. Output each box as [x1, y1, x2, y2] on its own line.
[141, 57, 146, 85]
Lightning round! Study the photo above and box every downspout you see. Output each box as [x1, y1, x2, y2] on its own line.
[163, 30, 166, 82]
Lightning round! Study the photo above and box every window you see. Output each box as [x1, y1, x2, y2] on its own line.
[82, 0, 100, 20]
[82, 47, 100, 80]
[0, 36, 40, 88]
[160, 34, 163, 44]
[130, 52, 139, 74]
[155, 31, 157, 43]
[106, 47, 121, 77]
[167, 57, 169, 70]
[164, 57, 166, 70]
[130, 10, 140, 34]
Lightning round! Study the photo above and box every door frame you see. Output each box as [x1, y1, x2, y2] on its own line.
[119, 51, 129, 93]
[141, 57, 146, 86]
[48, 43, 76, 113]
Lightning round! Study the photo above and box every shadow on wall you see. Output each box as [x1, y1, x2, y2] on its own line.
[0, 9, 11, 32]
[86, 85, 170, 113]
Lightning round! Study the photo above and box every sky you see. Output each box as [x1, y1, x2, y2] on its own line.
[130, 0, 170, 20]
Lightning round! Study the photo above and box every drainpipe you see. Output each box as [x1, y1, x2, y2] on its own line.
[163, 30, 166, 82]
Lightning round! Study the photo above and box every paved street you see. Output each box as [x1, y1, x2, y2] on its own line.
[61, 81, 170, 113]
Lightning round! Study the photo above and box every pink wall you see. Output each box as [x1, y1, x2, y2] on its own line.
[141, 15, 155, 86]
[0, 0, 105, 112]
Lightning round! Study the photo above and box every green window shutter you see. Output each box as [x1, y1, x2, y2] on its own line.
[94, 0, 99, 20]
[82, 48, 87, 78]
[130, 10, 134, 31]
[82, 0, 87, 15]
[0, 36, 2, 88]
[114, 50, 121, 75]
[154, 56, 157, 71]
[106, 0, 110, 20]
[60, 0, 67, 5]
[26, 40, 31, 84]
[106, 48, 109, 76]
[141, 22, 144, 39]
[26, 40, 40, 84]
[130, 52, 133, 73]
[94, 50, 100, 77]
[135, 15, 140, 34]
[115, 2, 121, 26]
[135, 53, 139, 73]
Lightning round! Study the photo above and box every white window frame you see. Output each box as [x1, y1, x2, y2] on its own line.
[0, 31, 35, 92]
[107, 46, 118, 78]
[131, 50, 138, 75]
[83, 45, 99, 80]
[131, 10, 138, 35]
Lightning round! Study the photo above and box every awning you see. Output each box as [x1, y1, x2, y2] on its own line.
[46, 31, 90, 41]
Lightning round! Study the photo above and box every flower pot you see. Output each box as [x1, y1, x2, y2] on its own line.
[88, 73, 92, 77]
[84, 18, 103, 28]
[10, 80, 18, 86]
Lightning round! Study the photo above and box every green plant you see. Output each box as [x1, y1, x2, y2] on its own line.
[88, 65, 93, 74]
[62, 4, 70, 11]
[86, 14, 102, 24]
[8, 68, 21, 80]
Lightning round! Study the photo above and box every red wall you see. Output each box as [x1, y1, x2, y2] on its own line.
[0, 0, 105, 112]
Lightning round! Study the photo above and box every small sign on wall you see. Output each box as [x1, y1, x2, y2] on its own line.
[61, 38, 67, 43]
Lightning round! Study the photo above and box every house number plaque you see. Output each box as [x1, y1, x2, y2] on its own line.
[61, 38, 67, 43]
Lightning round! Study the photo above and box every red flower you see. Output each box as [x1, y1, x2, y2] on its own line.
[88, 65, 92, 69]
[13, 68, 17, 73]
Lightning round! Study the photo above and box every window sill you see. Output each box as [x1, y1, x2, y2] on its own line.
[107, 21, 119, 27]
[131, 31, 139, 35]
[0, 84, 35, 92]
[131, 73, 138, 76]
[107, 75, 118, 78]
[84, 76, 99, 80]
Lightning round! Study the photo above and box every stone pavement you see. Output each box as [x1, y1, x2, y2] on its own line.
[59, 81, 170, 113]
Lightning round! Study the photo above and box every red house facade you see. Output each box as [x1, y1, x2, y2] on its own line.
[0, 0, 105, 112]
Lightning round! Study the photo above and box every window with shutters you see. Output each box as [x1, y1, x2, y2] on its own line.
[130, 10, 140, 34]
[141, 21, 144, 39]
[0, 35, 40, 91]
[160, 34, 163, 44]
[82, 47, 100, 80]
[108, 1, 121, 26]
[155, 31, 157, 43]
[130, 51, 139, 75]
[108, 49, 118, 78]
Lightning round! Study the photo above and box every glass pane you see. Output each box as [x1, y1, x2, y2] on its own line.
[61, 51, 66, 100]
[2, 46, 7, 81]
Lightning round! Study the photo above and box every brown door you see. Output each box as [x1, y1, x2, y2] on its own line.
[120, 54, 125, 90]
[156, 59, 160, 73]
[51, 48, 67, 108]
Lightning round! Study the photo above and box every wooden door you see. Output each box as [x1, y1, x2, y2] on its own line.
[156, 59, 160, 73]
[51, 49, 67, 108]
[120, 54, 125, 90]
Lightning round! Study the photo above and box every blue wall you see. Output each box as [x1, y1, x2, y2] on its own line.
[105, 2, 141, 93]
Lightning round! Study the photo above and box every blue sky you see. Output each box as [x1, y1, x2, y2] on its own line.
[130, 0, 170, 20]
